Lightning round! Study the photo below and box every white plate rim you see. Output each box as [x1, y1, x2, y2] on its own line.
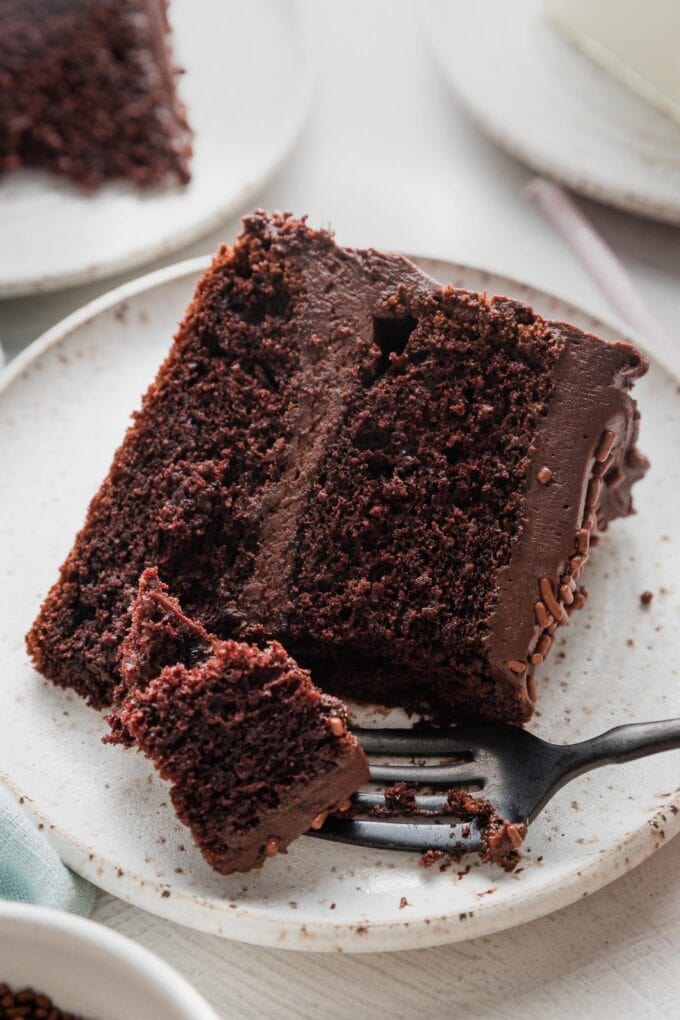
[421, 0, 680, 226]
[2, 255, 678, 953]
[0, 0, 315, 299]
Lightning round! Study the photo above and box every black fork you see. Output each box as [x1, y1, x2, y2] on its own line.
[310, 719, 680, 853]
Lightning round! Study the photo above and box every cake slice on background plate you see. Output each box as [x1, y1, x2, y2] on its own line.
[27, 211, 648, 725]
[107, 569, 369, 874]
[0, 0, 192, 189]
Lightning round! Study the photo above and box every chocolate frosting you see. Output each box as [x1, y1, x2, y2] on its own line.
[215, 749, 369, 874]
[486, 324, 648, 714]
[237, 230, 435, 632]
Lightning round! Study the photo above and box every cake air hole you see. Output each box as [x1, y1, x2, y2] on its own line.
[371, 314, 418, 378]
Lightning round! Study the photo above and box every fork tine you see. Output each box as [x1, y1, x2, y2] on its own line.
[310, 817, 484, 853]
[369, 763, 485, 785]
[353, 790, 451, 812]
[354, 728, 474, 756]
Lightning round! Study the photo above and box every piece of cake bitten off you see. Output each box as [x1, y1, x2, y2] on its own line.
[107, 569, 369, 875]
[26, 212, 647, 724]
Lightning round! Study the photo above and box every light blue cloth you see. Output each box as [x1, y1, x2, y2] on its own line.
[0, 783, 95, 915]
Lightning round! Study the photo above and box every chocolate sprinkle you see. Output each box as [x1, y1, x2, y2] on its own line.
[536, 633, 552, 658]
[539, 577, 568, 625]
[594, 429, 616, 462]
[586, 476, 603, 511]
[0, 983, 83, 1019]
[534, 601, 552, 629]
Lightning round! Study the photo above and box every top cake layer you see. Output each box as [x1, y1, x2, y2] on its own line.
[0, 0, 192, 188]
[26, 212, 647, 723]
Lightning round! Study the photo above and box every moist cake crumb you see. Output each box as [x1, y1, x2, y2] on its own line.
[107, 569, 368, 873]
[418, 850, 445, 869]
[379, 784, 526, 871]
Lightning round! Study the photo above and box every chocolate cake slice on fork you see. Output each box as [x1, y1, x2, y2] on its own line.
[107, 569, 369, 874]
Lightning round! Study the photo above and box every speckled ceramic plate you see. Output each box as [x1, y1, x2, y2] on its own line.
[0, 0, 313, 297]
[423, 0, 680, 224]
[1, 256, 679, 953]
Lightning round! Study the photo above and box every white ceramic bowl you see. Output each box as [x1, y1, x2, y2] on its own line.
[0, 902, 218, 1020]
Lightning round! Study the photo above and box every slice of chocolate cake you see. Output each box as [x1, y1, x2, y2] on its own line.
[27, 211, 648, 723]
[0, 0, 192, 189]
[108, 569, 369, 874]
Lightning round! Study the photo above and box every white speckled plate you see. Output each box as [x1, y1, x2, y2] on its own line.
[423, 0, 680, 224]
[0, 0, 313, 297]
[1, 256, 679, 953]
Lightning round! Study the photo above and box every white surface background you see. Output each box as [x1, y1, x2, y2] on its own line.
[1, 2, 679, 1017]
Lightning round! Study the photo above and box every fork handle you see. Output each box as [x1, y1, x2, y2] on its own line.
[526, 718, 680, 823]
[560, 718, 680, 774]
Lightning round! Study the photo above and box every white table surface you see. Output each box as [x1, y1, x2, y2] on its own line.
[2, 2, 679, 1016]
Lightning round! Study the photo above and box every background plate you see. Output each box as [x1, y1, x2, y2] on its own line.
[1, 255, 679, 952]
[0, 0, 313, 297]
[423, 0, 680, 224]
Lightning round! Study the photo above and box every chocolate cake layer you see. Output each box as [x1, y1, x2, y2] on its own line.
[27, 212, 648, 722]
[109, 569, 369, 874]
[0, 0, 192, 189]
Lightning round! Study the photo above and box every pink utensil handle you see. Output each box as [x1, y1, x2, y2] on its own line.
[526, 177, 677, 375]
